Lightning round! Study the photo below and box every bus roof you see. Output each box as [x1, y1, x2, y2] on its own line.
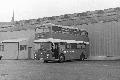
[34, 38, 89, 44]
[34, 39, 49, 42]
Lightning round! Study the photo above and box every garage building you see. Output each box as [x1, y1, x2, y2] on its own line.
[1, 38, 31, 59]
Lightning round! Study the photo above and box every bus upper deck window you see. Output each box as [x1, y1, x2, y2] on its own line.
[60, 42, 65, 45]
[81, 31, 88, 37]
[85, 32, 88, 37]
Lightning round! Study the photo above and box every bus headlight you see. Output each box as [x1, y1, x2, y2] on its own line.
[63, 51, 66, 53]
[41, 53, 43, 54]
[47, 54, 49, 56]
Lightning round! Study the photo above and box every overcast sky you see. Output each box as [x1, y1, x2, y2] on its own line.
[0, 0, 120, 22]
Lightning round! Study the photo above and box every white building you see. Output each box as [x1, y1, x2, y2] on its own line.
[0, 29, 35, 59]
[1, 38, 28, 59]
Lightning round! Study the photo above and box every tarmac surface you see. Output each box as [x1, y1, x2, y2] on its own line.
[0, 60, 120, 80]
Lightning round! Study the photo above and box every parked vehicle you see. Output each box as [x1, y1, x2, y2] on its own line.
[34, 23, 89, 63]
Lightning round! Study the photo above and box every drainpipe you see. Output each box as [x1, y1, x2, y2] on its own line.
[17, 42, 19, 60]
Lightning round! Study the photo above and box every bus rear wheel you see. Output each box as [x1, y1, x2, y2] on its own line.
[0, 56, 2, 60]
[58, 54, 65, 63]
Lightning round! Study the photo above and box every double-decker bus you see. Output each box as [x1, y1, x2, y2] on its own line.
[34, 23, 89, 62]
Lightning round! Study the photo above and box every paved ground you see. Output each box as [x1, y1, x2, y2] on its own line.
[0, 60, 120, 80]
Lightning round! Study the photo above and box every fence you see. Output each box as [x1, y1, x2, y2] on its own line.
[77, 21, 120, 57]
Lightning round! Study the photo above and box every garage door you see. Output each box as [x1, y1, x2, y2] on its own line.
[3, 43, 18, 59]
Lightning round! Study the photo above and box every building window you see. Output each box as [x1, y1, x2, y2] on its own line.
[20, 45, 27, 51]
[0, 45, 4, 51]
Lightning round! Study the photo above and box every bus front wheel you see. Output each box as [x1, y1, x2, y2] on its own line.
[59, 54, 65, 63]
[44, 60, 48, 63]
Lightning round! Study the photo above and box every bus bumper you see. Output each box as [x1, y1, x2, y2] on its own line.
[42, 55, 58, 61]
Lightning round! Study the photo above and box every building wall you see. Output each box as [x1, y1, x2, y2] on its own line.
[0, 29, 35, 42]
[18, 40, 28, 59]
[0, 29, 35, 59]
[77, 21, 120, 57]
[18, 46, 28, 59]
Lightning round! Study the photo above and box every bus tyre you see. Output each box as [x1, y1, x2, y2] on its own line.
[0, 56, 2, 60]
[44, 60, 48, 63]
[59, 54, 65, 63]
[80, 54, 85, 61]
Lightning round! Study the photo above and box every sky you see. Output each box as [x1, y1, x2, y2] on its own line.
[0, 0, 120, 22]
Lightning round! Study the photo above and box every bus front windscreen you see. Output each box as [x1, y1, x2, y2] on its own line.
[39, 42, 51, 50]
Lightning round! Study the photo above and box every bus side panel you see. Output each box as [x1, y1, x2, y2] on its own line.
[70, 49, 77, 59]
[65, 49, 79, 60]
[63, 49, 85, 60]
[72, 49, 83, 59]
[76, 49, 83, 59]
[63, 49, 70, 60]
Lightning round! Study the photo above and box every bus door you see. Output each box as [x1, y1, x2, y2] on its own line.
[54, 43, 59, 59]
[59, 42, 69, 60]
[51, 43, 59, 59]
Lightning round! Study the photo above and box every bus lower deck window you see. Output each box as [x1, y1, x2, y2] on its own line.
[66, 44, 71, 49]
[82, 44, 86, 49]
[71, 43, 77, 49]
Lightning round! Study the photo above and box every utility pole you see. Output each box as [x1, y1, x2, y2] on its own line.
[11, 10, 14, 25]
